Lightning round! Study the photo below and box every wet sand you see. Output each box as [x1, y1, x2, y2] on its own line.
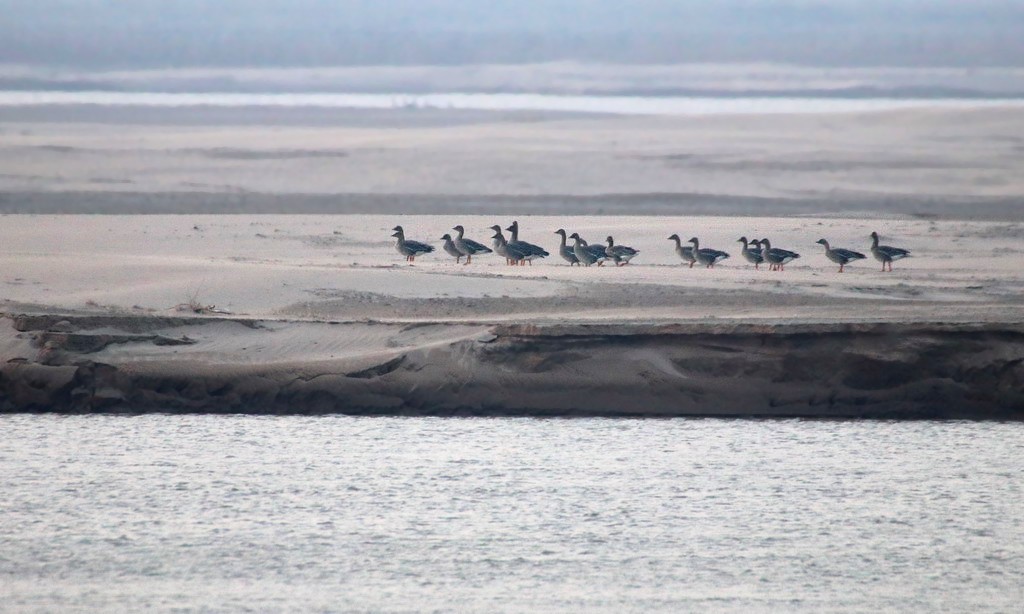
[2, 104, 1023, 219]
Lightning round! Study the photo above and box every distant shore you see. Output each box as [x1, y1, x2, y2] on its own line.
[2, 103, 1023, 221]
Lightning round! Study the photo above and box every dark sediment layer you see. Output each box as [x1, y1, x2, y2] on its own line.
[2, 190, 1020, 220]
[2, 314, 1022, 418]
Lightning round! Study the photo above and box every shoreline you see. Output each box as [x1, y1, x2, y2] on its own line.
[2, 192, 1021, 220]
[3, 313, 1022, 418]
[2, 213, 1022, 418]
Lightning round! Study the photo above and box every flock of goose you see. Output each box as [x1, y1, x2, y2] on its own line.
[392, 222, 911, 273]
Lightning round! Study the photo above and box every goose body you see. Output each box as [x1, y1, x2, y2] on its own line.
[668, 234, 697, 267]
[439, 234, 464, 263]
[554, 229, 581, 265]
[605, 236, 639, 266]
[569, 233, 604, 267]
[688, 237, 730, 268]
[581, 238, 610, 265]
[489, 225, 524, 265]
[759, 238, 800, 271]
[451, 225, 492, 264]
[505, 220, 550, 265]
[870, 232, 911, 272]
[816, 239, 866, 273]
[391, 225, 434, 262]
[737, 236, 765, 269]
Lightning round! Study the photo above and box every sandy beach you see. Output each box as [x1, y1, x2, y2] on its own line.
[1, 213, 1022, 416]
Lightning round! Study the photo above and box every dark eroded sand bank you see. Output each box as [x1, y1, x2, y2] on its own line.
[2, 313, 1022, 419]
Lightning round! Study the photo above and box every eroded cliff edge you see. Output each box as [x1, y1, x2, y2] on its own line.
[1, 313, 1022, 418]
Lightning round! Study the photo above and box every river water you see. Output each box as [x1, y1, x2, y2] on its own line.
[1, 91, 1022, 115]
[1, 416, 1022, 612]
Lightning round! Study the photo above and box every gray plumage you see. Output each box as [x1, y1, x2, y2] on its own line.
[489, 226, 528, 265]
[605, 236, 639, 266]
[668, 234, 697, 267]
[870, 231, 911, 272]
[439, 233, 464, 263]
[688, 237, 730, 268]
[451, 225, 492, 264]
[569, 233, 604, 267]
[581, 239, 609, 264]
[554, 229, 581, 265]
[391, 225, 434, 261]
[505, 220, 550, 264]
[816, 238, 866, 273]
[759, 238, 800, 271]
[737, 236, 765, 269]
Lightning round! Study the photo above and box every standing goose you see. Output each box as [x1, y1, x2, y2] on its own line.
[439, 233, 464, 263]
[505, 220, 550, 265]
[759, 238, 800, 271]
[489, 225, 526, 265]
[569, 233, 604, 267]
[816, 238, 866, 273]
[554, 229, 581, 266]
[870, 231, 911, 272]
[391, 225, 434, 262]
[451, 225, 492, 264]
[737, 236, 765, 269]
[667, 234, 697, 268]
[581, 236, 610, 266]
[688, 237, 730, 268]
[605, 236, 640, 266]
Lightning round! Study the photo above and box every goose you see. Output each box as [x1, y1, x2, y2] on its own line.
[391, 225, 434, 262]
[569, 233, 604, 267]
[816, 238, 866, 273]
[580, 237, 610, 266]
[439, 233, 464, 263]
[451, 225, 492, 264]
[554, 229, 581, 266]
[605, 236, 639, 266]
[737, 236, 765, 269]
[759, 238, 800, 271]
[489, 226, 526, 265]
[667, 234, 697, 268]
[505, 220, 550, 265]
[870, 231, 911, 272]
[688, 237, 730, 268]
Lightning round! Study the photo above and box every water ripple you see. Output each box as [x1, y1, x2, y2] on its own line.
[1, 416, 1022, 612]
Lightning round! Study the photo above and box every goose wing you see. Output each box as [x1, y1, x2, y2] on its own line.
[509, 239, 549, 258]
[769, 247, 800, 259]
[462, 238, 493, 254]
[610, 245, 639, 257]
[585, 244, 609, 260]
[833, 248, 866, 260]
[404, 240, 434, 254]
[699, 248, 730, 261]
[879, 245, 910, 258]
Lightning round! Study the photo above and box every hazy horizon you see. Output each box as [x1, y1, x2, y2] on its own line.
[4, 0, 1024, 70]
